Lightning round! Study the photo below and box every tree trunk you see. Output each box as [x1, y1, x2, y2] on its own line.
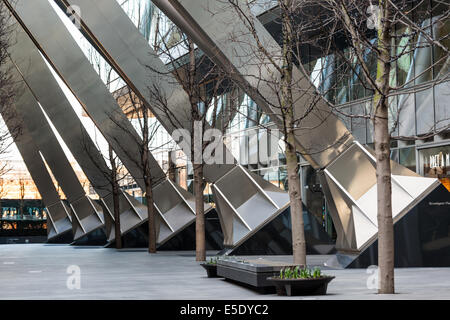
[109, 145, 122, 249]
[375, 0, 394, 294]
[146, 181, 157, 253]
[374, 99, 394, 294]
[186, 37, 206, 261]
[112, 183, 122, 249]
[280, 0, 307, 267]
[168, 151, 177, 183]
[143, 133, 157, 254]
[285, 139, 306, 266]
[194, 163, 206, 261]
[141, 102, 157, 254]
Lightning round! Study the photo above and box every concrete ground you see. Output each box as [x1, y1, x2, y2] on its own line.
[0, 244, 449, 300]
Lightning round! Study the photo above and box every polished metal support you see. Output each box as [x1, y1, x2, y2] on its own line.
[0, 107, 72, 240]
[4, 14, 149, 242]
[212, 165, 289, 246]
[323, 142, 440, 252]
[150, 0, 354, 168]
[148, 0, 442, 254]
[2, 57, 104, 240]
[4, 0, 210, 245]
[59, 0, 290, 248]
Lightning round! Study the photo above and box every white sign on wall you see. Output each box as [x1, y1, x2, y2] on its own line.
[429, 153, 450, 169]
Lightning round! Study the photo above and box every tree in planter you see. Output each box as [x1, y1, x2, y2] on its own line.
[316, 0, 449, 294]
[214, 0, 449, 293]
[107, 144, 123, 249]
[116, 86, 169, 254]
[82, 136, 129, 249]
[78, 80, 158, 252]
[79, 67, 163, 252]
[279, 0, 307, 267]
[79, 48, 138, 250]
[79, 8, 166, 254]
[145, 13, 238, 261]
[222, 0, 328, 266]
[160, 45, 230, 260]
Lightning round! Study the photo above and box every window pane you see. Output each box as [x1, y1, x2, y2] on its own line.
[415, 87, 435, 135]
[399, 147, 417, 172]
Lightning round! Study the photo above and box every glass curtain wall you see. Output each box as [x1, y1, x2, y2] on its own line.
[112, 1, 447, 238]
[304, 2, 449, 138]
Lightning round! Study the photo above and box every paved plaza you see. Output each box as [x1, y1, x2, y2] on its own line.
[0, 244, 449, 300]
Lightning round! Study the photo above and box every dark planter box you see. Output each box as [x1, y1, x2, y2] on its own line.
[267, 276, 335, 296]
[217, 260, 293, 293]
[200, 263, 219, 278]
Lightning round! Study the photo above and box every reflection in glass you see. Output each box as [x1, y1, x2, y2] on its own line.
[349, 184, 450, 267]
[399, 147, 417, 172]
[419, 146, 450, 191]
[230, 206, 336, 256]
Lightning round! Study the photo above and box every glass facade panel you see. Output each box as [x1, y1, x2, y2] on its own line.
[389, 95, 399, 136]
[351, 103, 367, 144]
[396, 26, 413, 86]
[433, 15, 450, 78]
[337, 105, 352, 134]
[301, 166, 327, 224]
[0, 200, 48, 237]
[0, 200, 46, 221]
[279, 166, 287, 191]
[391, 149, 400, 163]
[230, 206, 335, 256]
[365, 101, 375, 144]
[399, 147, 417, 172]
[415, 87, 435, 135]
[434, 81, 450, 131]
[398, 93, 416, 137]
[335, 51, 350, 104]
[413, 27, 434, 85]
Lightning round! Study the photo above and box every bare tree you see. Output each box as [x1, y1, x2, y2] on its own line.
[221, 0, 321, 266]
[0, 2, 21, 187]
[81, 47, 135, 250]
[221, 0, 449, 293]
[108, 145, 123, 249]
[81, 5, 171, 254]
[105, 144, 129, 250]
[81, 132, 130, 249]
[116, 86, 168, 254]
[145, 12, 237, 261]
[312, 0, 449, 294]
[18, 177, 24, 219]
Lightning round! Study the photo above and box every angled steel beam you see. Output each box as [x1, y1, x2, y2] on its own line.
[2, 56, 104, 240]
[150, 0, 354, 169]
[3, 0, 210, 245]
[149, 0, 443, 255]
[0, 106, 72, 241]
[59, 0, 291, 249]
[4, 14, 149, 243]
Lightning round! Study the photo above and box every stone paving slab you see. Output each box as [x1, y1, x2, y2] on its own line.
[0, 244, 449, 300]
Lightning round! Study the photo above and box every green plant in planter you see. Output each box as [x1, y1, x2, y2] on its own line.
[279, 266, 324, 279]
[206, 257, 219, 265]
[313, 267, 322, 278]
